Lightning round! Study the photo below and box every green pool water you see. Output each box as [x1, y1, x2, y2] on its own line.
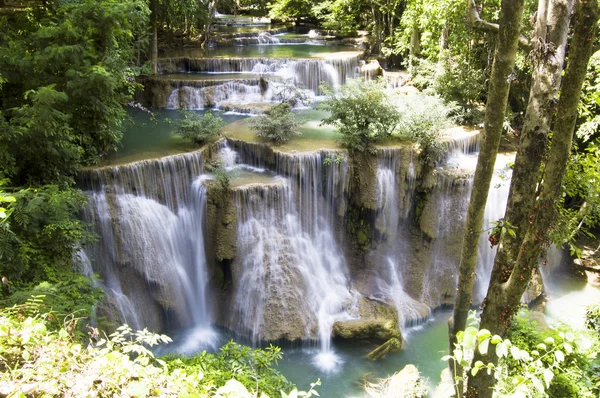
[213, 24, 289, 34]
[103, 108, 247, 166]
[161, 44, 360, 60]
[276, 311, 452, 398]
[224, 107, 344, 152]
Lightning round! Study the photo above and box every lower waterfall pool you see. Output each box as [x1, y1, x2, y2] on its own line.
[276, 310, 452, 397]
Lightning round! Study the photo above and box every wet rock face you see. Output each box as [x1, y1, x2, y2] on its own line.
[332, 297, 402, 344]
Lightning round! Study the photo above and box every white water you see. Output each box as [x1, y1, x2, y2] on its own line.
[162, 57, 360, 110]
[228, 144, 354, 373]
[82, 160, 215, 349]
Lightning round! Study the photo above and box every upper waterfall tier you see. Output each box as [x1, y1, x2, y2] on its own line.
[78, 149, 206, 210]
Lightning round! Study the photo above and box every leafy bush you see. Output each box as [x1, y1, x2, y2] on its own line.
[166, 341, 295, 397]
[175, 111, 224, 145]
[0, 185, 93, 285]
[321, 79, 400, 153]
[506, 312, 600, 397]
[434, 53, 485, 112]
[0, 303, 314, 397]
[0, 277, 103, 328]
[249, 103, 301, 144]
[446, 311, 599, 398]
[586, 303, 600, 334]
[393, 94, 452, 168]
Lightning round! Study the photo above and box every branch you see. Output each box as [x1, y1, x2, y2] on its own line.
[467, 0, 532, 51]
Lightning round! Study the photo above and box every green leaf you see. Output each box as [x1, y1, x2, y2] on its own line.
[496, 342, 508, 359]
[554, 350, 565, 363]
[478, 338, 490, 355]
[543, 368, 554, 388]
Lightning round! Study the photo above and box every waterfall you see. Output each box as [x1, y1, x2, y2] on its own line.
[81, 153, 215, 350]
[227, 144, 353, 372]
[474, 173, 511, 302]
[158, 56, 360, 107]
[373, 148, 430, 328]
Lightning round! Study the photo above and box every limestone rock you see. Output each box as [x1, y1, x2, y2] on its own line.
[365, 364, 426, 397]
[333, 297, 402, 343]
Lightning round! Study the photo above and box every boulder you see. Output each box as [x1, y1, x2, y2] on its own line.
[364, 364, 426, 397]
[333, 296, 402, 344]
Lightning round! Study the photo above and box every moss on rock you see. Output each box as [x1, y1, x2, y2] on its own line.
[333, 297, 402, 344]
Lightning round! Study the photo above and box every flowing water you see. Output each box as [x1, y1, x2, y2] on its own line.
[76, 26, 599, 396]
[226, 144, 355, 372]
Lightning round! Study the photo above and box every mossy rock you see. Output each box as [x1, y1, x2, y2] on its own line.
[333, 297, 402, 343]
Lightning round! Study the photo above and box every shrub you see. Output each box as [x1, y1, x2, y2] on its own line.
[446, 311, 600, 397]
[175, 111, 224, 145]
[393, 94, 452, 168]
[249, 103, 301, 144]
[321, 79, 400, 153]
[0, 302, 312, 397]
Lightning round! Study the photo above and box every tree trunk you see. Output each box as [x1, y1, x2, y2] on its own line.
[150, 0, 158, 75]
[469, 0, 594, 396]
[201, 0, 217, 49]
[449, 0, 525, 394]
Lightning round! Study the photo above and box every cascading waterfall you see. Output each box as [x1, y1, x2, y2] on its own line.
[80, 153, 216, 351]
[159, 56, 360, 110]
[373, 149, 429, 328]
[474, 171, 512, 302]
[228, 144, 354, 372]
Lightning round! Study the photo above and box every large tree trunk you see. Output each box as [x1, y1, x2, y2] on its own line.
[469, 0, 597, 396]
[150, 0, 158, 75]
[449, 0, 525, 393]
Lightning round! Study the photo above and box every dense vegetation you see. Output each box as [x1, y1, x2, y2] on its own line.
[0, 300, 304, 397]
[1, 0, 600, 396]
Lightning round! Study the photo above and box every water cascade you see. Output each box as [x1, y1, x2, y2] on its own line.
[223, 143, 354, 372]
[80, 152, 216, 350]
[373, 149, 430, 328]
[156, 56, 361, 110]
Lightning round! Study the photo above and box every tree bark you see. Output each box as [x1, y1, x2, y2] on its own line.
[470, 1, 597, 396]
[201, 0, 217, 49]
[483, 0, 572, 312]
[449, 0, 525, 393]
[150, 0, 158, 75]
[466, 0, 532, 50]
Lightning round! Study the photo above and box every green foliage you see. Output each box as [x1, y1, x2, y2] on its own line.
[0, 185, 92, 285]
[577, 52, 600, 143]
[0, 305, 315, 397]
[268, 0, 315, 21]
[434, 53, 485, 117]
[0, 0, 149, 184]
[393, 94, 452, 168]
[0, 276, 103, 328]
[312, 0, 362, 35]
[321, 79, 400, 153]
[156, 0, 209, 38]
[249, 103, 301, 144]
[507, 312, 600, 397]
[323, 153, 346, 165]
[586, 303, 600, 334]
[9, 86, 82, 186]
[175, 111, 224, 145]
[166, 341, 295, 396]
[553, 140, 600, 256]
[444, 311, 599, 397]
